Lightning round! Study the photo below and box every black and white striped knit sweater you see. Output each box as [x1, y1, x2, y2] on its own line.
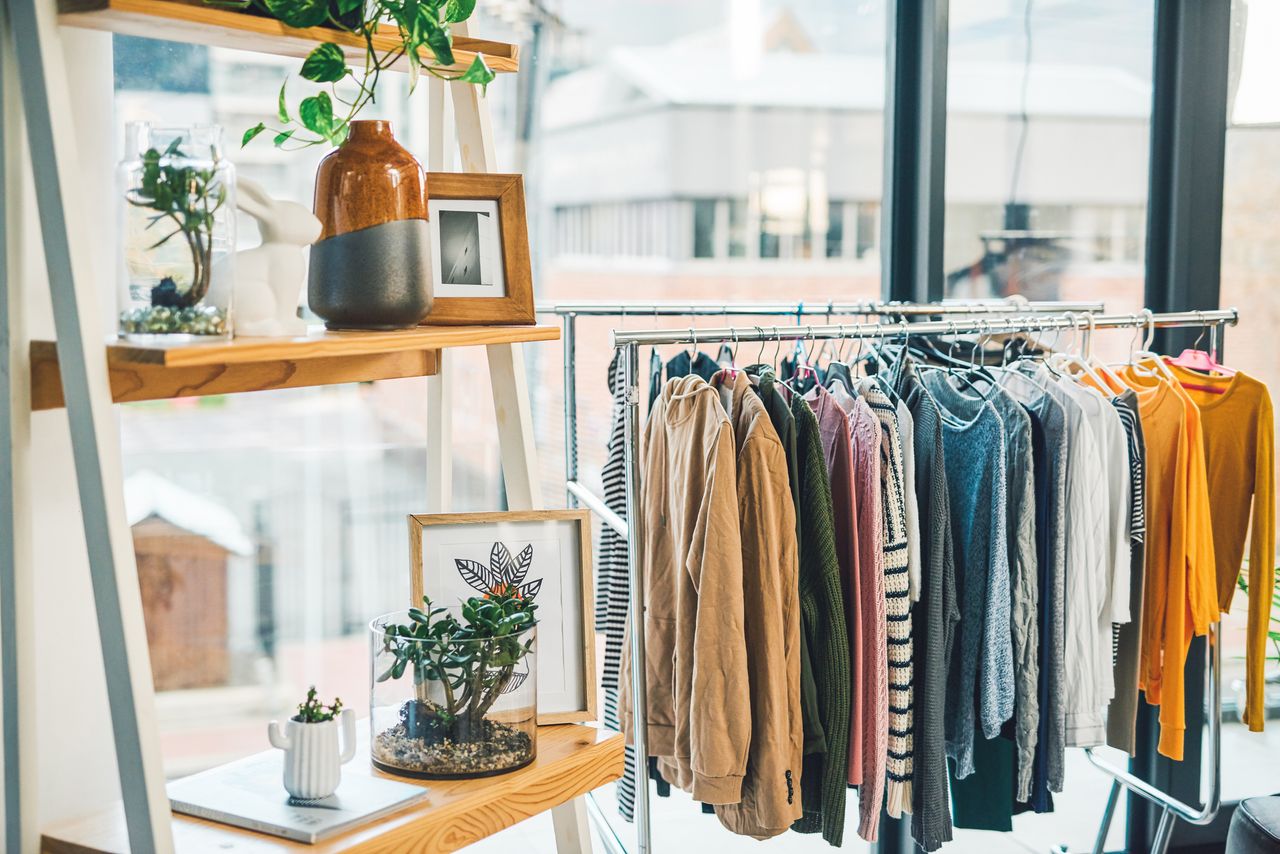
[856, 379, 915, 819]
[600, 353, 642, 820]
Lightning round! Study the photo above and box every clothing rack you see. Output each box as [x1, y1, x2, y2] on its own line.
[536, 297, 1104, 854]
[609, 308, 1236, 854]
[539, 298, 1106, 516]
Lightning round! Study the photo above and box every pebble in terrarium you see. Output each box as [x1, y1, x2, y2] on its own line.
[118, 122, 236, 338]
[370, 574, 538, 780]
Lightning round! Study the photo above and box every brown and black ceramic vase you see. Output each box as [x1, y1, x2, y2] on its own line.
[308, 121, 432, 329]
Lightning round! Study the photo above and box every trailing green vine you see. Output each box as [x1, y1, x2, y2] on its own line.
[210, 0, 495, 149]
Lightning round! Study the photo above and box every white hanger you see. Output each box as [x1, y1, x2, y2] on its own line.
[1051, 313, 1111, 391]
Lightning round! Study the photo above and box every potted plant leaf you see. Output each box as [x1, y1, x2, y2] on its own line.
[217, 0, 496, 149]
[369, 587, 537, 778]
[268, 687, 356, 800]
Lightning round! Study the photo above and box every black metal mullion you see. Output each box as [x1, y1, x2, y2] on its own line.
[882, 0, 949, 304]
[876, 0, 950, 848]
[1130, 2, 1232, 852]
[1143, 0, 1231, 354]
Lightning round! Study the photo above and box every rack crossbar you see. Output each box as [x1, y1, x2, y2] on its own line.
[538, 299, 1106, 317]
[566, 480, 627, 537]
[611, 309, 1238, 348]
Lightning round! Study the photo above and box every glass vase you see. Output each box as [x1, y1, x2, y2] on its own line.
[118, 122, 236, 339]
[369, 610, 537, 779]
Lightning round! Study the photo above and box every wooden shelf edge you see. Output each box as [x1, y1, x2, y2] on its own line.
[29, 342, 439, 410]
[29, 325, 559, 408]
[41, 726, 623, 854]
[58, 0, 519, 75]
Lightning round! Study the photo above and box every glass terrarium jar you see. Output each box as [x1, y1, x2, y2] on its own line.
[117, 122, 236, 339]
[370, 608, 537, 779]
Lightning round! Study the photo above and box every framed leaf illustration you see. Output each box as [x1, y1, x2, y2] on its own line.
[408, 510, 596, 724]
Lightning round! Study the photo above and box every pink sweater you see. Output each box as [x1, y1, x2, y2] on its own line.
[845, 393, 888, 841]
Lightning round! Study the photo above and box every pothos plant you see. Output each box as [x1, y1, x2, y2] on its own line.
[377, 588, 536, 742]
[218, 0, 496, 149]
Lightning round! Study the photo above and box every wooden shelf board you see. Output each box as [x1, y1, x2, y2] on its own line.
[30, 342, 439, 410]
[41, 725, 623, 854]
[29, 325, 556, 408]
[57, 0, 519, 75]
[106, 324, 556, 367]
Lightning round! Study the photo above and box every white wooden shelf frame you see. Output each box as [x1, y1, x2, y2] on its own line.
[0, 8, 589, 854]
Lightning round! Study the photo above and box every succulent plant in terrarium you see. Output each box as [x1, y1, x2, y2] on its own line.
[119, 134, 231, 335]
[371, 586, 537, 778]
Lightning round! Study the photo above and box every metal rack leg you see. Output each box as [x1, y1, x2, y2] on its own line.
[1093, 780, 1121, 854]
[1151, 808, 1176, 854]
[621, 341, 651, 854]
[564, 311, 578, 507]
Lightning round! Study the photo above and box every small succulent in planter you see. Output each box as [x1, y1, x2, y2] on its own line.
[370, 588, 538, 779]
[295, 686, 344, 723]
[268, 686, 356, 800]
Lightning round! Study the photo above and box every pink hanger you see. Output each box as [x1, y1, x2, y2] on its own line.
[1163, 317, 1234, 393]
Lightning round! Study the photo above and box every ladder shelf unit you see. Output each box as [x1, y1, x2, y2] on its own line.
[0, 1, 609, 852]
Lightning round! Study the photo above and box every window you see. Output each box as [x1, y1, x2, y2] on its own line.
[1216, 0, 1280, 804]
[939, 3, 1154, 849]
[942, 0, 1153, 331]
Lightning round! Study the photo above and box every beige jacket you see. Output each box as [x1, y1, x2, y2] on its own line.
[710, 371, 804, 838]
[619, 374, 751, 804]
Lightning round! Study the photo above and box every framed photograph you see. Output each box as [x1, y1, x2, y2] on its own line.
[421, 172, 535, 326]
[409, 510, 596, 725]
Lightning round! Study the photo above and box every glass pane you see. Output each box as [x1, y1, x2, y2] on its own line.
[943, 0, 1153, 342]
[939, 1, 1154, 848]
[1216, 0, 1280, 803]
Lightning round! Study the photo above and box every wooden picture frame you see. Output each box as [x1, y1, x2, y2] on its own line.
[409, 510, 597, 725]
[421, 172, 535, 326]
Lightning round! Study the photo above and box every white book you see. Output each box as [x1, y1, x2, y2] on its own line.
[168, 751, 430, 844]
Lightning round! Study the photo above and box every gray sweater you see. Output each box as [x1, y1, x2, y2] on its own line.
[940, 398, 1013, 779]
[998, 372, 1069, 792]
[898, 362, 959, 852]
[921, 373, 1039, 800]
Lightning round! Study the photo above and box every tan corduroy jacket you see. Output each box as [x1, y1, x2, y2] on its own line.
[619, 374, 751, 805]
[710, 370, 804, 838]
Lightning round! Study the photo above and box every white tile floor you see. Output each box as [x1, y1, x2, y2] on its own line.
[463, 719, 1279, 853]
[461, 746, 1129, 854]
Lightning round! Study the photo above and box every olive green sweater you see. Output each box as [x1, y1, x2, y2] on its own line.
[789, 394, 851, 847]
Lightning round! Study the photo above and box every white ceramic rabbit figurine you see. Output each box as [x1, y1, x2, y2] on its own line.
[232, 178, 322, 337]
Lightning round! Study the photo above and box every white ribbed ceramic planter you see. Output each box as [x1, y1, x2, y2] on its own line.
[268, 709, 356, 800]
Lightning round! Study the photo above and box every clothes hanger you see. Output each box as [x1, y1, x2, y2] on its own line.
[1165, 311, 1236, 378]
[716, 308, 734, 367]
[1082, 312, 1128, 390]
[1051, 313, 1111, 391]
[720, 329, 741, 381]
[1128, 309, 1182, 384]
[823, 323, 856, 393]
[810, 301, 837, 369]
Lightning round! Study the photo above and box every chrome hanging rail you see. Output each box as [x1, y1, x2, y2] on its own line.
[541, 298, 1106, 506]
[538, 298, 1107, 317]
[613, 307, 1235, 854]
[609, 308, 1237, 347]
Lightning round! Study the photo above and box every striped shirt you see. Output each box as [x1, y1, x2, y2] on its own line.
[856, 380, 915, 825]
